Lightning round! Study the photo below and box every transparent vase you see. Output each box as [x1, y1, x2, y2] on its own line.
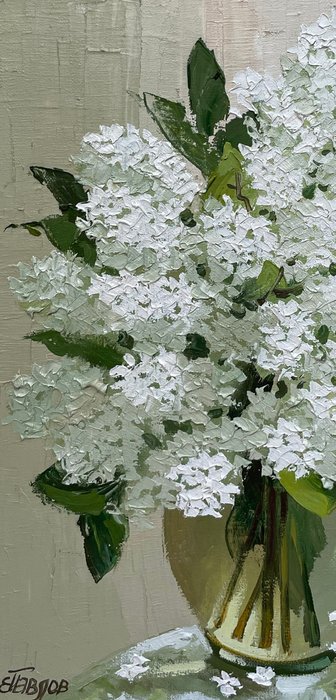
[164, 466, 336, 674]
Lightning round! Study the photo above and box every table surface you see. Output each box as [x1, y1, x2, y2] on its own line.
[66, 626, 336, 699]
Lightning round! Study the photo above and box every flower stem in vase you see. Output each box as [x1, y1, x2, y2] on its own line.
[212, 496, 262, 630]
[259, 477, 277, 649]
[279, 490, 291, 653]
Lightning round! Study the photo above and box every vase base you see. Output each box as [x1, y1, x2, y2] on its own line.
[206, 630, 336, 675]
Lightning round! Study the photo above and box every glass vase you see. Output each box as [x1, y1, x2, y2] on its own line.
[164, 467, 336, 674]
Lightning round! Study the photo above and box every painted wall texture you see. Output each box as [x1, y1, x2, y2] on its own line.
[0, 0, 334, 680]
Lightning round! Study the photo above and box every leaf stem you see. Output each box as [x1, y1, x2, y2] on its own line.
[235, 172, 252, 212]
[279, 491, 291, 653]
[231, 570, 262, 641]
[258, 266, 285, 305]
[259, 478, 277, 649]
[213, 498, 262, 629]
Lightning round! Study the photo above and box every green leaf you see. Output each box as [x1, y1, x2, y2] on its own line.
[329, 262, 336, 276]
[27, 330, 125, 369]
[208, 407, 223, 419]
[286, 496, 326, 646]
[41, 214, 97, 265]
[183, 333, 210, 360]
[143, 93, 219, 176]
[275, 379, 288, 399]
[117, 330, 134, 350]
[224, 116, 252, 147]
[233, 260, 303, 309]
[71, 232, 97, 265]
[142, 432, 162, 449]
[32, 464, 124, 516]
[213, 111, 258, 155]
[7, 212, 97, 266]
[163, 419, 193, 435]
[40, 214, 79, 251]
[213, 115, 254, 154]
[30, 166, 87, 212]
[187, 39, 229, 136]
[228, 363, 273, 419]
[279, 470, 336, 517]
[196, 262, 207, 278]
[302, 183, 316, 200]
[204, 142, 256, 210]
[101, 265, 120, 276]
[204, 142, 243, 201]
[23, 223, 43, 237]
[315, 324, 329, 345]
[180, 208, 197, 228]
[78, 511, 129, 582]
[6, 220, 44, 235]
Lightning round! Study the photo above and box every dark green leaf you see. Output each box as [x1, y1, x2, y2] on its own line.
[71, 232, 97, 265]
[142, 433, 162, 449]
[259, 208, 277, 223]
[187, 39, 229, 136]
[79, 511, 129, 582]
[302, 183, 316, 199]
[213, 112, 258, 154]
[117, 330, 134, 350]
[27, 330, 125, 369]
[32, 464, 125, 516]
[225, 117, 251, 148]
[7, 212, 97, 266]
[329, 262, 336, 276]
[183, 333, 210, 360]
[143, 93, 219, 176]
[208, 407, 223, 419]
[228, 363, 273, 419]
[39, 214, 79, 251]
[230, 302, 246, 319]
[30, 166, 87, 211]
[163, 419, 193, 435]
[315, 324, 329, 345]
[196, 263, 207, 278]
[6, 220, 44, 235]
[275, 380, 288, 399]
[180, 208, 196, 228]
[224, 115, 254, 149]
[100, 265, 120, 276]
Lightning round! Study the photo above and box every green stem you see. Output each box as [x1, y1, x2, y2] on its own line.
[259, 478, 277, 649]
[231, 570, 262, 641]
[279, 491, 291, 653]
[213, 498, 262, 629]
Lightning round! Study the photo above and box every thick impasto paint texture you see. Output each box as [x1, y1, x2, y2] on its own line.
[5, 9, 336, 694]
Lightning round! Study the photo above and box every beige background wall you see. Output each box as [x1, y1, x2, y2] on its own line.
[0, 0, 333, 681]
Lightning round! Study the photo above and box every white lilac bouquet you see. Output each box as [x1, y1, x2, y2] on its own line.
[5, 10, 336, 667]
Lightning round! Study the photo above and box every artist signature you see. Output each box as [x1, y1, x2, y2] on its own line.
[0, 667, 68, 699]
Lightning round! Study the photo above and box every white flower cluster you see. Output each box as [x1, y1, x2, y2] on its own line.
[7, 13, 336, 521]
[167, 453, 240, 518]
[75, 124, 199, 275]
